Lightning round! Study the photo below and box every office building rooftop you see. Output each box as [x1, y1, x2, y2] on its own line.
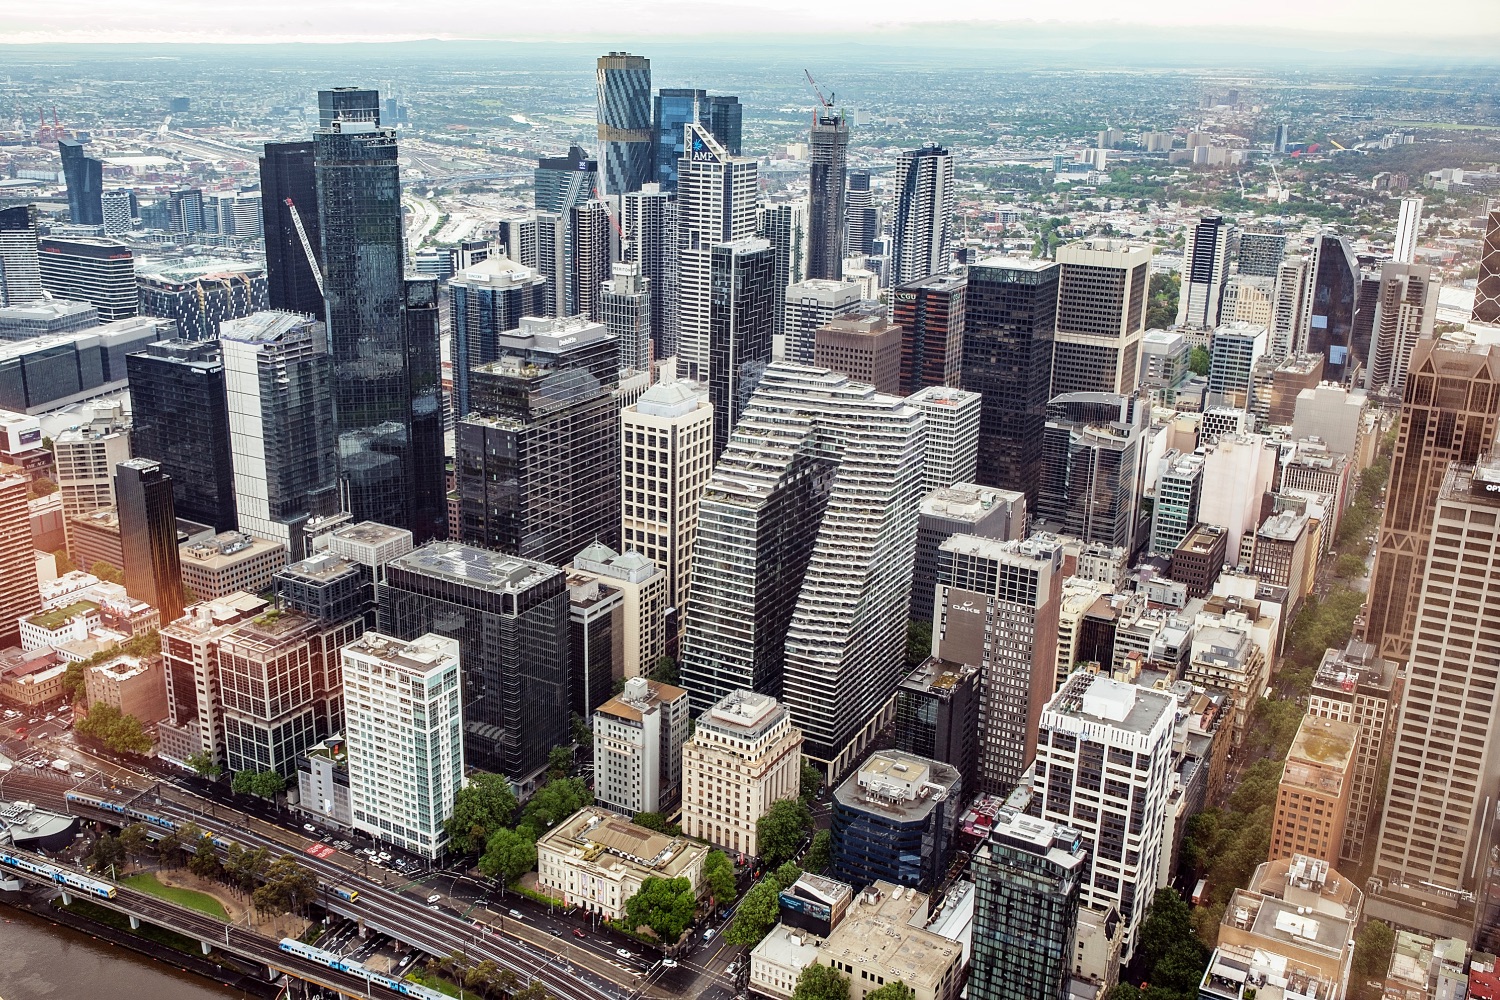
[389, 541, 560, 593]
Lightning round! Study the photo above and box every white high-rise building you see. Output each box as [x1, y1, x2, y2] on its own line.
[593, 676, 691, 816]
[0, 205, 43, 305]
[781, 277, 863, 364]
[55, 401, 131, 536]
[100, 191, 135, 236]
[1177, 214, 1229, 330]
[1270, 256, 1310, 361]
[676, 124, 758, 381]
[680, 689, 804, 856]
[905, 385, 981, 494]
[621, 380, 713, 622]
[1365, 261, 1438, 397]
[600, 262, 652, 373]
[1393, 196, 1423, 265]
[343, 631, 464, 860]
[1029, 673, 1175, 961]
[890, 144, 955, 287]
[680, 363, 928, 776]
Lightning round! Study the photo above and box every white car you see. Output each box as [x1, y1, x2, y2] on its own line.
[303, 824, 317, 833]
[661, 959, 678, 968]
[616, 949, 633, 960]
[703, 928, 716, 941]
[508, 909, 523, 920]
[378, 852, 391, 861]
[427, 894, 441, 904]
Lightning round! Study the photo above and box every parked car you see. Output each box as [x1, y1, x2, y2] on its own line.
[427, 894, 441, 904]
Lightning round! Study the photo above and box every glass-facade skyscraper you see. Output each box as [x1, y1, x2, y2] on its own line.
[115, 458, 185, 627]
[806, 112, 849, 280]
[652, 89, 742, 192]
[378, 542, 570, 788]
[596, 53, 653, 198]
[58, 139, 103, 226]
[890, 144, 955, 286]
[1302, 232, 1360, 382]
[258, 141, 324, 317]
[313, 92, 444, 542]
[707, 238, 775, 458]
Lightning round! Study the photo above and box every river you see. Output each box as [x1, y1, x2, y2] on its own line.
[0, 905, 247, 1000]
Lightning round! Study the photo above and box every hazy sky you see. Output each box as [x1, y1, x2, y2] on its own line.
[3, 0, 1498, 45]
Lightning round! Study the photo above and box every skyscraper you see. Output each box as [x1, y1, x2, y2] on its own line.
[782, 277, 863, 366]
[1473, 208, 1500, 326]
[708, 238, 776, 457]
[757, 201, 808, 344]
[1301, 233, 1360, 382]
[1177, 214, 1229, 329]
[1366, 261, 1438, 397]
[806, 111, 849, 281]
[534, 145, 598, 215]
[1036, 392, 1147, 550]
[961, 258, 1058, 509]
[448, 256, 549, 419]
[1393, 196, 1424, 264]
[599, 262, 652, 373]
[936, 532, 1064, 794]
[681, 364, 927, 774]
[38, 238, 137, 320]
[844, 169, 877, 257]
[620, 380, 713, 624]
[570, 199, 616, 320]
[220, 312, 339, 561]
[258, 141, 324, 317]
[895, 272, 967, 395]
[378, 542, 569, 788]
[1270, 255, 1311, 360]
[58, 139, 103, 226]
[1363, 338, 1500, 664]
[101, 189, 136, 236]
[622, 185, 678, 359]
[126, 339, 237, 532]
[1236, 231, 1288, 279]
[906, 385, 981, 494]
[317, 87, 380, 127]
[969, 813, 1088, 1000]
[314, 92, 443, 541]
[652, 89, 742, 191]
[0, 206, 42, 306]
[1372, 455, 1500, 924]
[0, 466, 41, 647]
[115, 458, 184, 626]
[676, 125, 758, 382]
[890, 144, 955, 287]
[1052, 240, 1152, 397]
[342, 631, 464, 860]
[596, 52, 653, 198]
[1029, 674, 1175, 960]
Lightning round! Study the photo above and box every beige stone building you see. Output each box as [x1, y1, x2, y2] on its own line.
[535, 806, 707, 922]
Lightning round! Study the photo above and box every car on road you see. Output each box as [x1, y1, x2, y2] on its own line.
[616, 949, 633, 960]
[427, 894, 441, 904]
[303, 824, 317, 833]
[703, 928, 716, 941]
[572, 928, 586, 939]
[72, 771, 85, 778]
[508, 909, 523, 919]
[378, 852, 391, 861]
[662, 959, 678, 968]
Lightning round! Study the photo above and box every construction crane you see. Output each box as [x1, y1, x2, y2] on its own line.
[803, 69, 835, 124]
[283, 197, 325, 298]
[1236, 172, 1247, 199]
[1268, 162, 1288, 203]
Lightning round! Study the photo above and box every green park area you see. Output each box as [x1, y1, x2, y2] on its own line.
[122, 871, 230, 920]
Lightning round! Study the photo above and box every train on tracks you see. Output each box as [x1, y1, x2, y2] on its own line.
[278, 938, 448, 1000]
[0, 848, 116, 899]
[64, 790, 233, 851]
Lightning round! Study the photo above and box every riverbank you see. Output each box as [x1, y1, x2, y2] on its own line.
[0, 887, 279, 998]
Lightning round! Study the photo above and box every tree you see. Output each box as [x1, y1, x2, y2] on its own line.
[774, 862, 803, 889]
[117, 823, 149, 859]
[231, 769, 256, 795]
[905, 621, 932, 669]
[633, 811, 671, 832]
[188, 839, 223, 879]
[1155, 937, 1209, 995]
[703, 850, 737, 904]
[623, 876, 697, 943]
[156, 829, 184, 868]
[800, 760, 822, 802]
[52, 548, 77, 575]
[1136, 888, 1194, 971]
[75, 703, 152, 754]
[1187, 345, 1211, 376]
[445, 772, 519, 855]
[185, 751, 222, 779]
[518, 776, 592, 840]
[62, 660, 86, 703]
[90, 561, 124, 584]
[1146, 271, 1181, 330]
[805, 830, 832, 873]
[725, 878, 783, 947]
[250, 769, 286, 800]
[1352, 919, 1395, 981]
[1334, 553, 1368, 579]
[650, 656, 680, 686]
[756, 798, 812, 867]
[547, 745, 575, 778]
[88, 833, 126, 874]
[479, 827, 537, 884]
[866, 982, 915, 1000]
[792, 963, 850, 1000]
[571, 713, 594, 750]
[253, 856, 319, 916]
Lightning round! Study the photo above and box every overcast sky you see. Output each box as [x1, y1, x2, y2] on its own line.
[3, 0, 1498, 44]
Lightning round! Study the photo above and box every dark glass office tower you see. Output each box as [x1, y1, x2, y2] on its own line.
[806, 112, 848, 280]
[895, 272, 967, 395]
[845, 169, 876, 257]
[708, 239, 775, 457]
[378, 542, 570, 787]
[961, 259, 1059, 510]
[115, 459, 184, 625]
[1036, 392, 1146, 550]
[403, 277, 446, 544]
[969, 812, 1088, 1000]
[58, 139, 103, 226]
[318, 87, 380, 128]
[534, 145, 598, 215]
[259, 141, 323, 316]
[651, 89, 742, 192]
[314, 98, 438, 540]
[893, 658, 980, 797]
[596, 52, 653, 198]
[1304, 233, 1359, 382]
[448, 259, 548, 418]
[127, 340, 237, 532]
